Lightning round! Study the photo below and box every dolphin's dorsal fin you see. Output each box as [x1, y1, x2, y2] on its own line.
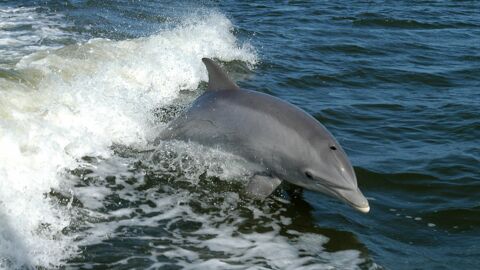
[202, 58, 240, 91]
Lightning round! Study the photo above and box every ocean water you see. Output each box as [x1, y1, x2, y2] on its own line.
[0, 1, 478, 269]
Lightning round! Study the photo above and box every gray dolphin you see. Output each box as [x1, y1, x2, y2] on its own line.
[159, 58, 370, 213]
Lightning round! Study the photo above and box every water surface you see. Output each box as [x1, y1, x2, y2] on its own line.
[0, 1, 479, 269]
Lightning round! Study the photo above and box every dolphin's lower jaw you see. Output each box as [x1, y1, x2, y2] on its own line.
[310, 183, 370, 213]
[336, 189, 370, 213]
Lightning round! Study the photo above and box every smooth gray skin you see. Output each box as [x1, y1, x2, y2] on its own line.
[159, 58, 370, 213]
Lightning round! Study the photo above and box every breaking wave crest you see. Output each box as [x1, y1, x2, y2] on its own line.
[0, 9, 255, 268]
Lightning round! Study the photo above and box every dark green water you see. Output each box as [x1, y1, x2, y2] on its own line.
[0, 1, 479, 269]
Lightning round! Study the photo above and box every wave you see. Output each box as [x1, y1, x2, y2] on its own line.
[0, 9, 256, 268]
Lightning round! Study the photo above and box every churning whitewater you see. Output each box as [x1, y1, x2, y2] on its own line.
[0, 9, 260, 268]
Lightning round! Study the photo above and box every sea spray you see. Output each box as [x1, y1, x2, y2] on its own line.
[0, 9, 256, 268]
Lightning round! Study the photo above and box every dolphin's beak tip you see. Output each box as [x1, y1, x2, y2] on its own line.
[355, 205, 370, 213]
[337, 187, 370, 214]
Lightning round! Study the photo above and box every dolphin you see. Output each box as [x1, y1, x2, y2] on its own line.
[158, 58, 370, 213]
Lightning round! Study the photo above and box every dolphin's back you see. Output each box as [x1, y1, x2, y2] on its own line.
[160, 89, 333, 173]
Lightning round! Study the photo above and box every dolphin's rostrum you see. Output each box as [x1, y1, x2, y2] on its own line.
[159, 58, 370, 213]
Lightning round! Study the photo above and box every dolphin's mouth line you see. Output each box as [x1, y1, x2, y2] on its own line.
[313, 177, 352, 192]
[319, 181, 352, 191]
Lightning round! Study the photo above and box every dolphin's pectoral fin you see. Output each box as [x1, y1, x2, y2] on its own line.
[245, 175, 282, 200]
[202, 58, 240, 91]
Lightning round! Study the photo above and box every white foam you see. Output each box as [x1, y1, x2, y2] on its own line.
[59, 136, 366, 269]
[0, 9, 256, 268]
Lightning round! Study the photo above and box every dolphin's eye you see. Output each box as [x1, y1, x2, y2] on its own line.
[330, 146, 337, 150]
[305, 171, 313, 179]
